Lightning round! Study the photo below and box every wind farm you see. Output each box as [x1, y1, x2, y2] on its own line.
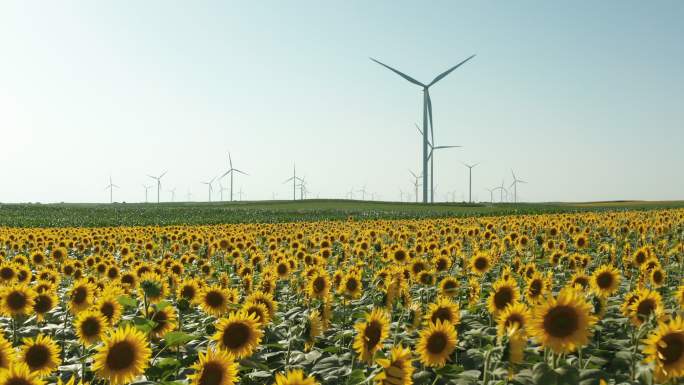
[1, 3, 682, 385]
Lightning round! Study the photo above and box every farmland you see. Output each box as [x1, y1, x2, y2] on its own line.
[0, 204, 683, 385]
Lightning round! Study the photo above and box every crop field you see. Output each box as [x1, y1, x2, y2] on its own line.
[0, 206, 683, 385]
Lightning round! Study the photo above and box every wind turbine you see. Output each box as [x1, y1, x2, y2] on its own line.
[494, 180, 509, 203]
[462, 162, 479, 204]
[147, 171, 167, 204]
[201, 177, 216, 202]
[283, 164, 302, 201]
[142, 184, 152, 203]
[218, 180, 230, 202]
[415, 123, 462, 203]
[347, 187, 355, 200]
[298, 177, 307, 200]
[220, 152, 248, 202]
[409, 170, 422, 203]
[168, 188, 176, 202]
[104, 176, 118, 204]
[186, 189, 192, 202]
[510, 170, 527, 203]
[485, 188, 495, 204]
[238, 187, 244, 201]
[371, 55, 475, 203]
[357, 185, 368, 201]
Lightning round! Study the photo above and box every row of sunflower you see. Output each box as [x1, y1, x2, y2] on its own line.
[0, 208, 681, 384]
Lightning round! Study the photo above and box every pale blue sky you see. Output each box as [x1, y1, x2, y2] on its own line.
[1, 1, 682, 203]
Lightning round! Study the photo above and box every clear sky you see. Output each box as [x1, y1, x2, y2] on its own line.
[1, 1, 682, 203]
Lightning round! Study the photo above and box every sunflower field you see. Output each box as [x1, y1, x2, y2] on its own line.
[0, 208, 683, 385]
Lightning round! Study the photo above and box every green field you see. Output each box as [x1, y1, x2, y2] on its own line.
[1, 199, 683, 227]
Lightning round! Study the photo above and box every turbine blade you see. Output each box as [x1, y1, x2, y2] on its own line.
[433, 145, 461, 150]
[427, 54, 476, 87]
[234, 169, 248, 176]
[159, 171, 168, 178]
[228, 152, 233, 168]
[147, 175, 156, 179]
[283, 177, 294, 184]
[414, 123, 423, 136]
[370, 58, 426, 87]
[426, 90, 434, 140]
[511, 169, 516, 180]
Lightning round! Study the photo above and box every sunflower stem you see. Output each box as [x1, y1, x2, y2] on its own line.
[482, 348, 493, 385]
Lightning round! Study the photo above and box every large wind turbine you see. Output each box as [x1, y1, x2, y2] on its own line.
[462, 162, 479, 204]
[220, 152, 248, 202]
[283, 164, 302, 201]
[201, 177, 216, 202]
[510, 170, 527, 203]
[415, 123, 462, 203]
[409, 170, 422, 203]
[147, 171, 167, 204]
[104, 176, 118, 204]
[371, 55, 475, 203]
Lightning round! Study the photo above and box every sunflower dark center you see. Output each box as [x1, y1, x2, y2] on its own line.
[426, 331, 448, 354]
[574, 277, 589, 288]
[0, 267, 15, 280]
[636, 299, 656, 319]
[658, 333, 684, 365]
[431, 308, 452, 324]
[81, 317, 101, 337]
[205, 291, 225, 308]
[313, 277, 326, 293]
[653, 271, 663, 283]
[596, 272, 613, 289]
[543, 305, 579, 338]
[494, 288, 514, 310]
[277, 264, 287, 275]
[222, 322, 250, 349]
[436, 259, 447, 271]
[346, 278, 358, 292]
[100, 303, 115, 320]
[105, 341, 135, 371]
[7, 291, 27, 310]
[443, 281, 457, 290]
[529, 280, 542, 296]
[474, 258, 488, 271]
[199, 361, 224, 385]
[394, 251, 406, 262]
[152, 311, 168, 332]
[25, 344, 49, 369]
[6, 379, 32, 385]
[364, 321, 382, 349]
[181, 286, 196, 299]
[505, 314, 525, 328]
[72, 287, 87, 305]
[34, 295, 53, 314]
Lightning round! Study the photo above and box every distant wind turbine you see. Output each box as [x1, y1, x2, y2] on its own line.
[201, 177, 216, 202]
[147, 171, 167, 204]
[485, 188, 495, 204]
[283, 164, 302, 201]
[510, 170, 527, 203]
[142, 184, 152, 203]
[220, 152, 248, 202]
[371, 54, 475, 203]
[409, 170, 422, 203]
[104, 176, 119, 204]
[357, 185, 368, 201]
[415, 123, 462, 203]
[462, 162, 479, 204]
[168, 188, 176, 202]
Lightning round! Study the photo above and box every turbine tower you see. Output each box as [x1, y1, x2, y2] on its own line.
[142, 184, 152, 203]
[357, 185, 368, 201]
[168, 188, 176, 202]
[147, 171, 167, 204]
[201, 177, 216, 202]
[283, 164, 302, 201]
[409, 170, 422, 203]
[415, 124, 461, 203]
[485, 188, 495, 204]
[510, 170, 527, 203]
[371, 55, 475, 203]
[462, 162, 479, 204]
[104, 176, 118, 204]
[220, 152, 248, 202]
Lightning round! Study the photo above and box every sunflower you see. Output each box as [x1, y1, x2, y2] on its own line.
[629, 288, 664, 326]
[92, 325, 152, 385]
[272, 369, 319, 385]
[18, 334, 61, 376]
[75, 310, 108, 345]
[199, 286, 231, 318]
[643, 315, 684, 383]
[353, 308, 390, 363]
[502, 324, 527, 366]
[0, 363, 45, 385]
[0, 334, 14, 370]
[468, 278, 481, 306]
[439, 276, 459, 298]
[487, 278, 520, 315]
[568, 271, 590, 291]
[32, 292, 57, 322]
[0, 284, 36, 317]
[590, 265, 621, 297]
[178, 279, 202, 304]
[304, 310, 322, 351]
[416, 320, 458, 367]
[650, 266, 666, 288]
[138, 272, 168, 304]
[339, 273, 363, 300]
[375, 345, 414, 385]
[425, 296, 460, 326]
[528, 287, 596, 354]
[96, 294, 123, 326]
[68, 279, 95, 314]
[244, 292, 277, 319]
[470, 253, 491, 275]
[496, 302, 531, 338]
[187, 348, 239, 385]
[148, 305, 177, 338]
[525, 272, 547, 303]
[212, 311, 263, 359]
[241, 301, 270, 326]
[307, 273, 330, 300]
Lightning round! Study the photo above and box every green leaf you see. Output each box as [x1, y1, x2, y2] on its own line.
[163, 331, 196, 347]
[117, 295, 137, 308]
